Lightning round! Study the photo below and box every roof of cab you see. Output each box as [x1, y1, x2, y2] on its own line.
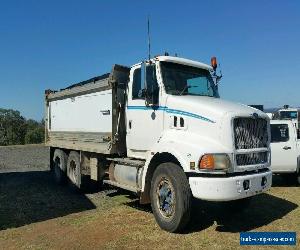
[132, 56, 213, 71]
[278, 108, 299, 111]
[270, 119, 295, 125]
[157, 56, 213, 71]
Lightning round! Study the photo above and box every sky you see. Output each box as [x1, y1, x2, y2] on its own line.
[0, 0, 299, 120]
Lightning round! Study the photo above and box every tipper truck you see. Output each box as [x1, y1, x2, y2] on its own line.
[45, 55, 272, 232]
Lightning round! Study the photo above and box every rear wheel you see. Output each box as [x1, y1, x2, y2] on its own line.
[150, 162, 192, 233]
[52, 149, 68, 184]
[67, 151, 81, 189]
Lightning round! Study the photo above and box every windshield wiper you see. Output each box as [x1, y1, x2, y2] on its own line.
[179, 85, 197, 96]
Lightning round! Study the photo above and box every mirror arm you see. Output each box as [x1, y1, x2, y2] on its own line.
[216, 74, 222, 83]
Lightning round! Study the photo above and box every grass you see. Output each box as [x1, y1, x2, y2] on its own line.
[0, 171, 299, 249]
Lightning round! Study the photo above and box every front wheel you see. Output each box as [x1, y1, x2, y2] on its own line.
[296, 170, 300, 185]
[150, 162, 192, 233]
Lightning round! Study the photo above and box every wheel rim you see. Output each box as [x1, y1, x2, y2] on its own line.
[69, 160, 77, 183]
[156, 177, 175, 218]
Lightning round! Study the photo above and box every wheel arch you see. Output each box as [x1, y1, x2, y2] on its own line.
[140, 152, 184, 204]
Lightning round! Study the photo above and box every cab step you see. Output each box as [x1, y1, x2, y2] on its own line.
[103, 179, 140, 193]
[107, 157, 145, 168]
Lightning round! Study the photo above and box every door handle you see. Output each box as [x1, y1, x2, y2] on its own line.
[100, 110, 110, 115]
[283, 146, 291, 150]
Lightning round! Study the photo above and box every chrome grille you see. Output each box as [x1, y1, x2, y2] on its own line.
[236, 152, 268, 166]
[233, 118, 268, 149]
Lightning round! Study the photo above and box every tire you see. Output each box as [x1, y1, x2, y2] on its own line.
[296, 170, 300, 186]
[52, 149, 68, 184]
[67, 151, 81, 189]
[150, 162, 192, 233]
[282, 173, 295, 184]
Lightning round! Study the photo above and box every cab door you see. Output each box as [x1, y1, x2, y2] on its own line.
[126, 63, 163, 159]
[271, 123, 297, 172]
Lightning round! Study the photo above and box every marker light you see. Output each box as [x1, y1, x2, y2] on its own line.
[199, 154, 231, 171]
[211, 56, 217, 70]
[190, 162, 195, 170]
[199, 154, 215, 169]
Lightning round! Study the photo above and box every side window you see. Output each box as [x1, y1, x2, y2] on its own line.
[146, 64, 159, 104]
[271, 124, 289, 142]
[132, 64, 159, 100]
[132, 68, 142, 99]
[146, 64, 158, 92]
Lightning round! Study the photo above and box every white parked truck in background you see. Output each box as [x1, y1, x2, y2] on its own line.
[45, 55, 272, 232]
[266, 113, 274, 120]
[270, 120, 300, 184]
[276, 106, 300, 130]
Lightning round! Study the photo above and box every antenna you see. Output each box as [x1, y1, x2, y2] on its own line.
[147, 15, 151, 61]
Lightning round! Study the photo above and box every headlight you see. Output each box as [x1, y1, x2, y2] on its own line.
[199, 154, 231, 171]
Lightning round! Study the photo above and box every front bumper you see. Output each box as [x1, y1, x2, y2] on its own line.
[189, 170, 272, 201]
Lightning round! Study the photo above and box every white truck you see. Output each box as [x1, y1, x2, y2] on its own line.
[276, 106, 299, 129]
[45, 55, 272, 232]
[270, 120, 300, 184]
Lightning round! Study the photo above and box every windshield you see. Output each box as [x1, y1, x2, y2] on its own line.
[160, 62, 219, 97]
[279, 111, 298, 119]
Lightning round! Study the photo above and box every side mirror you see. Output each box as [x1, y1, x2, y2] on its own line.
[141, 61, 159, 106]
[141, 61, 146, 90]
[145, 89, 152, 106]
[145, 86, 159, 106]
[210, 56, 222, 86]
[138, 88, 146, 98]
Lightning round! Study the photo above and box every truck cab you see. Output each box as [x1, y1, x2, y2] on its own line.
[276, 107, 300, 130]
[270, 119, 300, 184]
[124, 56, 272, 229]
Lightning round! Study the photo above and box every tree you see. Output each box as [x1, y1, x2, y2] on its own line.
[0, 108, 27, 145]
[24, 127, 44, 144]
[0, 108, 45, 146]
[24, 119, 45, 144]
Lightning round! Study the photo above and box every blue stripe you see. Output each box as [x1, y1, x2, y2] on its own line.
[127, 105, 215, 123]
[127, 106, 167, 111]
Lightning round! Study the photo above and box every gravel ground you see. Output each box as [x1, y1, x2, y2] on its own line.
[0, 144, 120, 230]
[0, 144, 49, 172]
